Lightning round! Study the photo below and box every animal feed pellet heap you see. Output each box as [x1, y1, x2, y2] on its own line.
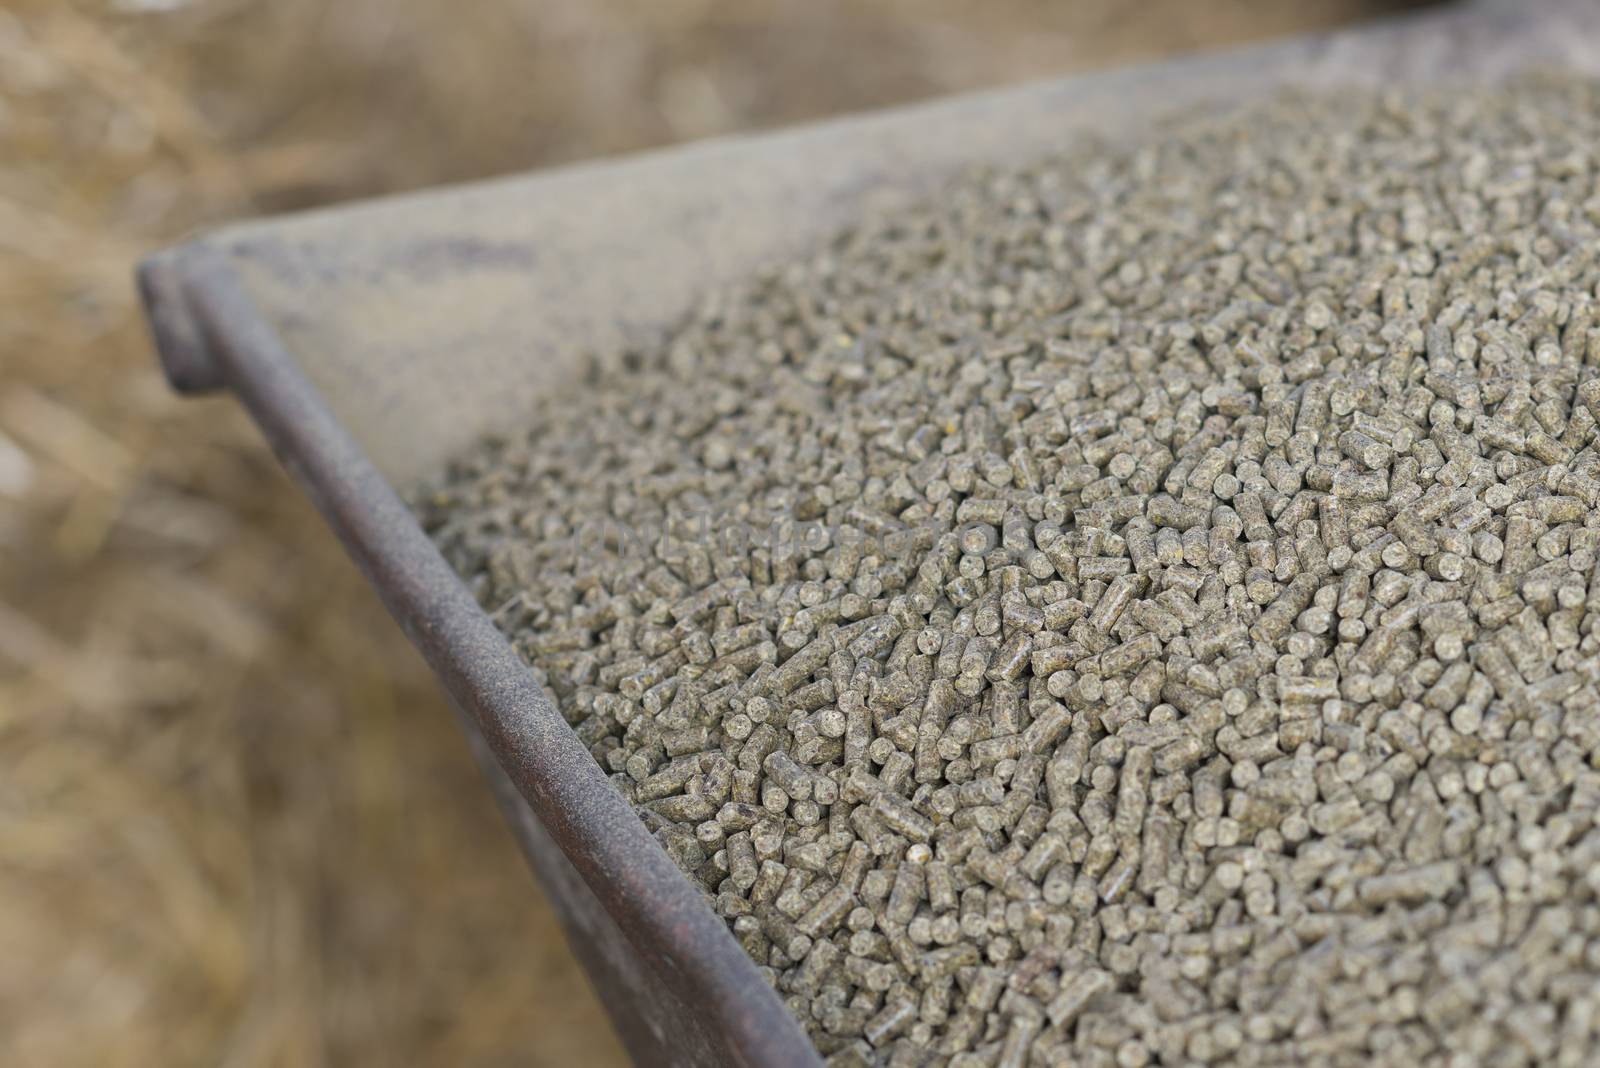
[419, 77, 1600, 1066]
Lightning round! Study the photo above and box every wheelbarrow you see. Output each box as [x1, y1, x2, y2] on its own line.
[137, 1, 1599, 1062]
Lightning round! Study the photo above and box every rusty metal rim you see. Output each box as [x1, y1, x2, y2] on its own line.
[137, 249, 822, 1068]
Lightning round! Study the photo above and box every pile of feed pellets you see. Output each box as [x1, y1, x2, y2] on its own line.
[419, 77, 1600, 1066]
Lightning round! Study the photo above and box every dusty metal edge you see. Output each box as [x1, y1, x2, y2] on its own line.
[142, 248, 822, 1068]
[136, 249, 224, 394]
[445, 691, 687, 1066]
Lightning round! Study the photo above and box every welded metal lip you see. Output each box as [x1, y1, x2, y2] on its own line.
[137, 2, 1600, 1063]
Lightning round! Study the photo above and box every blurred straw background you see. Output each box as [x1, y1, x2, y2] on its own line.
[1, 0, 1399, 1064]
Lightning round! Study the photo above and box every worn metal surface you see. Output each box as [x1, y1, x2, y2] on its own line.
[138, 1, 1600, 1064]
[140, 250, 819, 1068]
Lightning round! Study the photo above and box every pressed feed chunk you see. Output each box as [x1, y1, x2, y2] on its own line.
[421, 76, 1600, 1066]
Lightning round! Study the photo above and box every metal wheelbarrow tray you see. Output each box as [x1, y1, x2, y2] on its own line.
[138, 2, 1600, 1064]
